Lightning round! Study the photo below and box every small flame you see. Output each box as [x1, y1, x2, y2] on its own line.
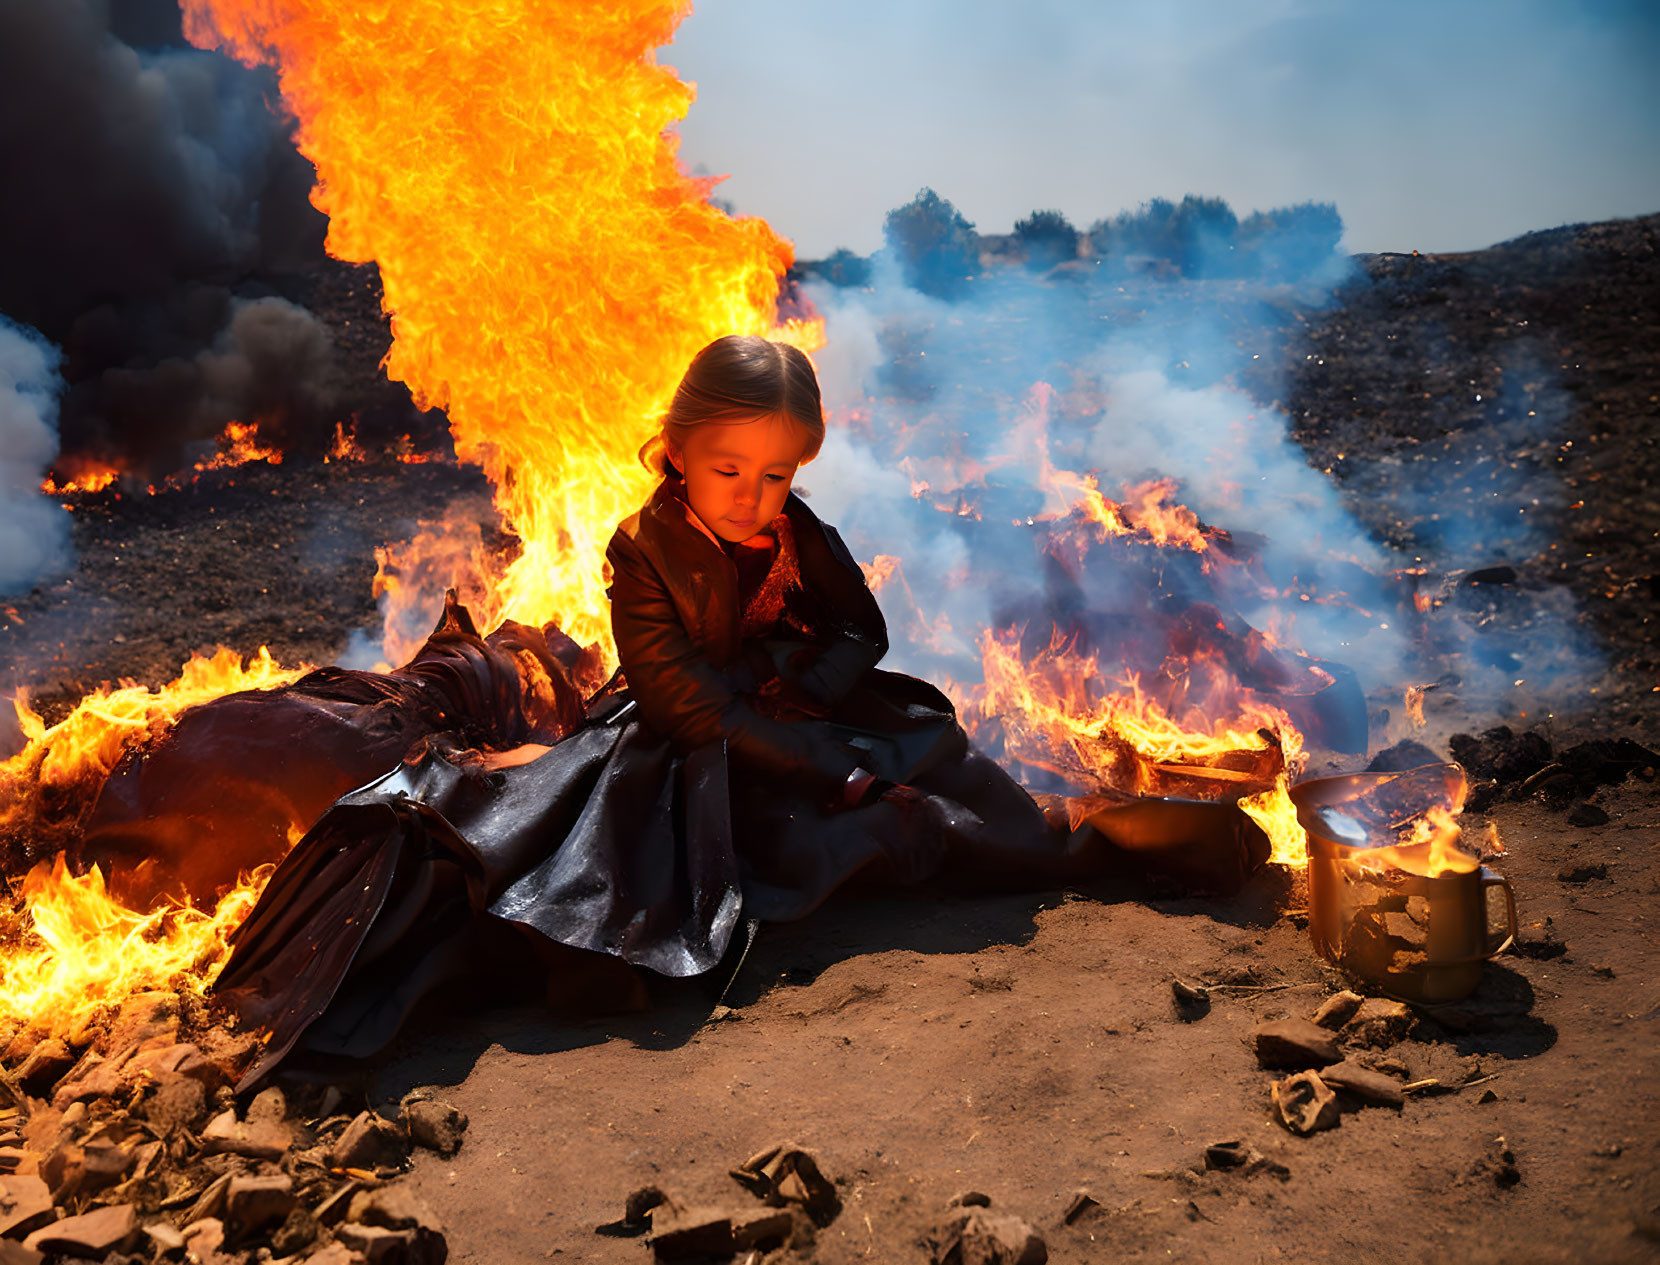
[42, 465, 121, 496]
[324, 421, 368, 463]
[861, 554, 902, 593]
[1238, 778, 1308, 868]
[194, 420, 283, 473]
[1404, 684, 1432, 728]
[1356, 805, 1480, 877]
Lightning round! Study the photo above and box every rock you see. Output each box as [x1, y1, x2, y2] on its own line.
[1310, 991, 1365, 1030]
[646, 1204, 737, 1258]
[181, 1216, 227, 1262]
[328, 1112, 409, 1173]
[346, 1186, 445, 1235]
[13, 1040, 74, 1097]
[123, 1042, 221, 1092]
[0, 1175, 54, 1239]
[142, 1076, 208, 1137]
[1253, 1018, 1342, 1069]
[1565, 802, 1609, 827]
[50, 1046, 137, 1110]
[1200, 1141, 1290, 1180]
[142, 1221, 186, 1254]
[224, 1173, 296, 1242]
[1365, 740, 1441, 773]
[1318, 1060, 1405, 1109]
[200, 1106, 292, 1162]
[1061, 1191, 1100, 1224]
[946, 1191, 991, 1209]
[1558, 862, 1608, 882]
[401, 1099, 467, 1159]
[730, 1207, 795, 1251]
[271, 1205, 322, 1257]
[22, 1203, 139, 1258]
[1341, 998, 1416, 1048]
[335, 1219, 446, 1265]
[925, 1207, 1047, 1265]
[1271, 1072, 1342, 1136]
[728, 1142, 839, 1224]
[1171, 978, 1210, 1019]
[98, 994, 179, 1058]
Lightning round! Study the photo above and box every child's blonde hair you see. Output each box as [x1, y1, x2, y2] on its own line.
[640, 335, 825, 476]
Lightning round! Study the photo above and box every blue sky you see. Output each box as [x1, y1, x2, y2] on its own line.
[666, 0, 1660, 258]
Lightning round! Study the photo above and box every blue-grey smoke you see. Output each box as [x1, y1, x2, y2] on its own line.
[0, 318, 70, 592]
[794, 206, 1602, 733]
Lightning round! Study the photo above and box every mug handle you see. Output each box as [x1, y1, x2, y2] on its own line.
[1480, 866, 1518, 958]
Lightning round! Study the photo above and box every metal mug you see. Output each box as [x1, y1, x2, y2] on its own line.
[1294, 766, 1518, 1003]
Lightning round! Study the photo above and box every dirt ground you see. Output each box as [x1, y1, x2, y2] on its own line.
[382, 783, 1660, 1262]
[2, 215, 1658, 1261]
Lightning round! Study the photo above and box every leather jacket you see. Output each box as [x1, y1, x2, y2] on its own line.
[606, 476, 888, 798]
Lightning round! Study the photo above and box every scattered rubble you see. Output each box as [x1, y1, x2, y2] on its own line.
[1253, 1018, 1343, 1069]
[728, 1142, 839, 1224]
[1310, 990, 1365, 1030]
[1171, 978, 1212, 1020]
[600, 1141, 842, 1259]
[1317, 1060, 1405, 1109]
[0, 992, 462, 1265]
[1340, 998, 1416, 1048]
[1201, 1141, 1290, 1181]
[925, 1194, 1047, 1265]
[399, 1097, 467, 1159]
[1271, 1071, 1342, 1135]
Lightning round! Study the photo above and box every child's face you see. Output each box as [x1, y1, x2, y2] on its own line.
[671, 414, 809, 544]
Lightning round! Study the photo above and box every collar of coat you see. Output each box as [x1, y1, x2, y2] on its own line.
[617, 473, 888, 667]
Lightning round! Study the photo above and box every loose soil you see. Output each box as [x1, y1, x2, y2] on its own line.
[2, 215, 1657, 1262]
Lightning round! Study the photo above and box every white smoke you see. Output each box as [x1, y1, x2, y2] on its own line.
[795, 235, 1600, 713]
[0, 318, 70, 592]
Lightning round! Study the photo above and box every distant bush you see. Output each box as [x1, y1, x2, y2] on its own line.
[883, 188, 978, 300]
[811, 247, 872, 288]
[1013, 209, 1080, 271]
[1237, 201, 1345, 277]
[1089, 195, 1343, 279]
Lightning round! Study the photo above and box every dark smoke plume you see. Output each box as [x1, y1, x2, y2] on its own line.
[59, 292, 341, 479]
[0, 0, 336, 479]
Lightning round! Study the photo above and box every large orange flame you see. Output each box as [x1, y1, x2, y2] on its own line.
[1, 648, 305, 830]
[959, 626, 1310, 866]
[0, 856, 272, 1040]
[0, 650, 306, 1037]
[182, 0, 821, 656]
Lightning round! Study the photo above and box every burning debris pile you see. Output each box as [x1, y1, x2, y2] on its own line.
[0, 989, 464, 1263]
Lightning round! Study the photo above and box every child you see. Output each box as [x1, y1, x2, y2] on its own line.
[602, 335, 1072, 922]
[210, 335, 1081, 1086]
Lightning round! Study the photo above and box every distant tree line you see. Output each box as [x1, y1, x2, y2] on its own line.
[799, 189, 1346, 298]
